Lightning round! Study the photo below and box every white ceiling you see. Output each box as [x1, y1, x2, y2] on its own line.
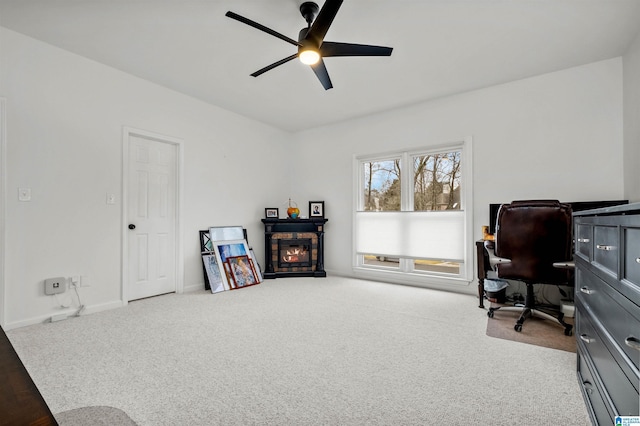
[2, 0, 640, 132]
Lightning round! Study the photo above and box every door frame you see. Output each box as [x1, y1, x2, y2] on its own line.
[0, 99, 6, 327]
[121, 126, 184, 304]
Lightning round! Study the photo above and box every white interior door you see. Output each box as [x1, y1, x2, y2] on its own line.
[127, 135, 177, 301]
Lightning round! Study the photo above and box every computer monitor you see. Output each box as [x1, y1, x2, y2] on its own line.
[488, 200, 629, 235]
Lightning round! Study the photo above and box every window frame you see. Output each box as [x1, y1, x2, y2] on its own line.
[352, 138, 473, 287]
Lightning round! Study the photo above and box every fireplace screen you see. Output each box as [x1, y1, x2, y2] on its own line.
[278, 239, 312, 268]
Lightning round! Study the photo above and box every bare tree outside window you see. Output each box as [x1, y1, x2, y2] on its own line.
[413, 151, 461, 211]
[363, 159, 401, 211]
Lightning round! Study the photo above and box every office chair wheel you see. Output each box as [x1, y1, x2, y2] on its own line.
[514, 324, 523, 332]
[564, 325, 573, 336]
[487, 309, 495, 318]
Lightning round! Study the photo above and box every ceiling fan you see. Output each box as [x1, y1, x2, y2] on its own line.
[225, 0, 393, 90]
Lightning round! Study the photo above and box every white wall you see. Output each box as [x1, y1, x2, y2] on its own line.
[0, 28, 292, 328]
[291, 58, 624, 293]
[623, 29, 640, 202]
[0, 26, 628, 327]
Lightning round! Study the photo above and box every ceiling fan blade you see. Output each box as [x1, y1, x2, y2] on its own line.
[226, 11, 301, 47]
[251, 54, 298, 77]
[306, 0, 343, 45]
[310, 59, 333, 90]
[320, 42, 393, 57]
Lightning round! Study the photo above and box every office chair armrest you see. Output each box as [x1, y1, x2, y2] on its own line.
[484, 241, 511, 269]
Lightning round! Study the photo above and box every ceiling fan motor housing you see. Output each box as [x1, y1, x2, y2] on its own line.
[298, 27, 316, 49]
[300, 2, 319, 26]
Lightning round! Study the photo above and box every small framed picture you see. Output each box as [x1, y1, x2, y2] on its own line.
[265, 208, 279, 218]
[222, 262, 234, 289]
[202, 253, 225, 294]
[226, 255, 259, 288]
[309, 201, 324, 218]
[213, 239, 252, 291]
[199, 230, 213, 252]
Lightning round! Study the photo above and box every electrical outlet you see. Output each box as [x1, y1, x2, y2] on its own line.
[44, 277, 66, 295]
[80, 275, 90, 287]
[18, 187, 31, 202]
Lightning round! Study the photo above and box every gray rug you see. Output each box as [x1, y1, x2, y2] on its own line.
[486, 305, 576, 352]
[55, 406, 137, 426]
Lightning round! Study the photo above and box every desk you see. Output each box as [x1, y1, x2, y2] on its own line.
[475, 240, 492, 308]
[0, 325, 57, 425]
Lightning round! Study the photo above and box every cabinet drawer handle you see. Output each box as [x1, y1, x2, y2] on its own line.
[580, 334, 594, 343]
[625, 336, 640, 351]
[596, 244, 615, 251]
[583, 381, 593, 395]
[580, 286, 593, 295]
[577, 238, 590, 243]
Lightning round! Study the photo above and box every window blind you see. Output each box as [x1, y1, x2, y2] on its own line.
[355, 211, 465, 262]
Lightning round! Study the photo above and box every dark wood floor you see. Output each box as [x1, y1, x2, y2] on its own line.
[0, 325, 57, 426]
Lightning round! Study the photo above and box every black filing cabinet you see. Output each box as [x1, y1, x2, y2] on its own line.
[574, 203, 640, 425]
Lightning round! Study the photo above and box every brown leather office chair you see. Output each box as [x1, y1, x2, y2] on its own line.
[486, 200, 574, 336]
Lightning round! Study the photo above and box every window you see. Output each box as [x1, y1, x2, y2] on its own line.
[363, 159, 401, 212]
[354, 139, 473, 284]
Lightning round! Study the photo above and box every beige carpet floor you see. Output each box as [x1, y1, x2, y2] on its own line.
[9, 278, 589, 425]
[486, 305, 576, 352]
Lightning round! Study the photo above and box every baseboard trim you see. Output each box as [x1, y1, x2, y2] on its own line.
[183, 282, 204, 293]
[4, 300, 126, 331]
[82, 300, 126, 316]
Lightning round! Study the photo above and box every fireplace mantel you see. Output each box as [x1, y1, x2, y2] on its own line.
[261, 218, 328, 279]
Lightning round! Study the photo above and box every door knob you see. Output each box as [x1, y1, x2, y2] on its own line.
[128, 224, 136, 230]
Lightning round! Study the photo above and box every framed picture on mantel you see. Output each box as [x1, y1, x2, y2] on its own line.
[309, 201, 324, 218]
[265, 208, 279, 218]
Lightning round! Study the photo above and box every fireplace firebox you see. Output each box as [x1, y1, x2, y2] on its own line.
[261, 217, 328, 279]
[278, 239, 312, 268]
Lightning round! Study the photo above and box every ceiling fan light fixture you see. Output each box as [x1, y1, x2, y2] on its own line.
[299, 49, 320, 65]
[226, 0, 393, 90]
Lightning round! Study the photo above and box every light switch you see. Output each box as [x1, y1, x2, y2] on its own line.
[18, 187, 31, 202]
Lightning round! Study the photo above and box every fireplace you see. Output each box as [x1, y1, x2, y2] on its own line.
[278, 239, 312, 268]
[261, 218, 328, 279]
